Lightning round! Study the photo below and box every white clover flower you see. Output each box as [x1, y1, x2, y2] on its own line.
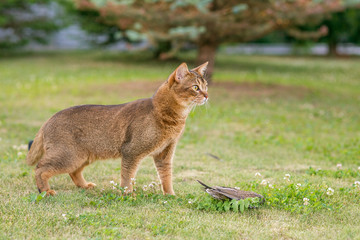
[110, 180, 115, 184]
[143, 185, 148, 191]
[260, 180, 269, 186]
[17, 152, 23, 156]
[296, 183, 301, 189]
[326, 187, 334, 196]
[358, 166, 360, 171]
[303, 198, 310, 206]
[255, 172, 261, 177]
[13, 144, 27, 151]
[188, 200, 192, 204]
[284, 174, 291, 181]
[148, 183, 154, 188]
[112, 186, 116, 190]
[62, 214, 67, 220]
[19, 144, 27, 150]
[124, 186, 128, 190]
[130, 178, 136, 185]
[354, 181, 360, 188]
[234, 187, 240, 190]
[336, 163, 342, 169]
[268, 184, 274, 189]
[163, 201, 167, 204]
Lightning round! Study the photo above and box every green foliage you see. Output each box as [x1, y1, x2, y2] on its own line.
[65, 3, 125, 45]
[192, 194, 261, 213]
[274, 8, 360, 53]
[28, 191, 47, 203]
[247, 175, 360, 214]
[76, 0, 360, 67]
[232, 4, 248, 14]
[258, 182, 336, 213]
[0, 0, 68, 49]
[321, 8, 360, 54]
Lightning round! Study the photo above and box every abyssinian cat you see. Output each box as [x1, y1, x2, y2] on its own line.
[26, 62, 209, 196]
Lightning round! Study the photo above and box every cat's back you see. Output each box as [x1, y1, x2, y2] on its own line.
[47, 98, 153, 124]
[42, 98, 155, 137]
[45, 103, 126, 128]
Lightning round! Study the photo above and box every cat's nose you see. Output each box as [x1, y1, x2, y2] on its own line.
[203, 92, 209, 99]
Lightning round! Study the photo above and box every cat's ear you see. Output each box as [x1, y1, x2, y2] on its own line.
[191, 62, 208, 76]
[175, 63, 189, 82]
[168, 63, 189, 86]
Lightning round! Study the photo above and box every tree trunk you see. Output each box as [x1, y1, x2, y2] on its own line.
[196, 42, 218, 84]
[328, 41, 338, 56]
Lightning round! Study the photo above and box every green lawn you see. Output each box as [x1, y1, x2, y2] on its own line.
[1, 51, 360, 239]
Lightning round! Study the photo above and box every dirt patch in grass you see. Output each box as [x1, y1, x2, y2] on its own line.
[92, 81, 310, 99]
[211, 82, 310, 99]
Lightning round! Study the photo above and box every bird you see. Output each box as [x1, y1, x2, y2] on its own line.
[197, 180, 265, 203]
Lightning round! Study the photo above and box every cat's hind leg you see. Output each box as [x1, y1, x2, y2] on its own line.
[35, 149, 85, 195]
[35, 166, 58, 196]
[69, 163, 96, 189]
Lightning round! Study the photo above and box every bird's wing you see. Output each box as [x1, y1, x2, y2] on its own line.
[205, 189, 229, 200]
[215, 187, 264, 200]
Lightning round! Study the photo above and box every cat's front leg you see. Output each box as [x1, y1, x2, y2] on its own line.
[153, 142, 176, 195]
[120, 155, 143, 193]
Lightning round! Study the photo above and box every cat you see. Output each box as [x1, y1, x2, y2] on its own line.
[26, 62, 209, 196]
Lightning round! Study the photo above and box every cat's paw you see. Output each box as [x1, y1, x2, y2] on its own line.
[46, 189, 57, 196]
[163, 191, 175, 196]
[85, 182, 96, 189]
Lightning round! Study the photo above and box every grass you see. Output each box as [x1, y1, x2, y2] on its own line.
[1, 50, 360, 239]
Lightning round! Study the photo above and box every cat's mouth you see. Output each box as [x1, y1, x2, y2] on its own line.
[198, 98, 208, 105]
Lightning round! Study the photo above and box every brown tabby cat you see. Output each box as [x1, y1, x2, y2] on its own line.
[26, 62, 209, 196]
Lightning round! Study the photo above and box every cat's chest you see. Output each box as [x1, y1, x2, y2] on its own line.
[149, 128, 183, 156]
[150, 140, 171, 156]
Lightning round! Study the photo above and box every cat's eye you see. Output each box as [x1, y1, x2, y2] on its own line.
[192, 85, 200, 91]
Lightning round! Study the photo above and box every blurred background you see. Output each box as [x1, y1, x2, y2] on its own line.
[1, 2, 360, 238]
[1, 0, 360, 80]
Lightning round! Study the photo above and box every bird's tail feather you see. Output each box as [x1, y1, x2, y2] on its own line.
[196, 180, 213, 189]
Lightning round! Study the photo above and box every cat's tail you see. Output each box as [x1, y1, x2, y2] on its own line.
[26, 128, 44, 166]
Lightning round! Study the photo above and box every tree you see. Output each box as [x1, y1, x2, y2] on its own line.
[0, 0, 67, 49]
[75, 0, 359, 81]
[322, 8, 360, 55]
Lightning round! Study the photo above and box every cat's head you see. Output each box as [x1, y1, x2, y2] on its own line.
[166, 62, 209, 107]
